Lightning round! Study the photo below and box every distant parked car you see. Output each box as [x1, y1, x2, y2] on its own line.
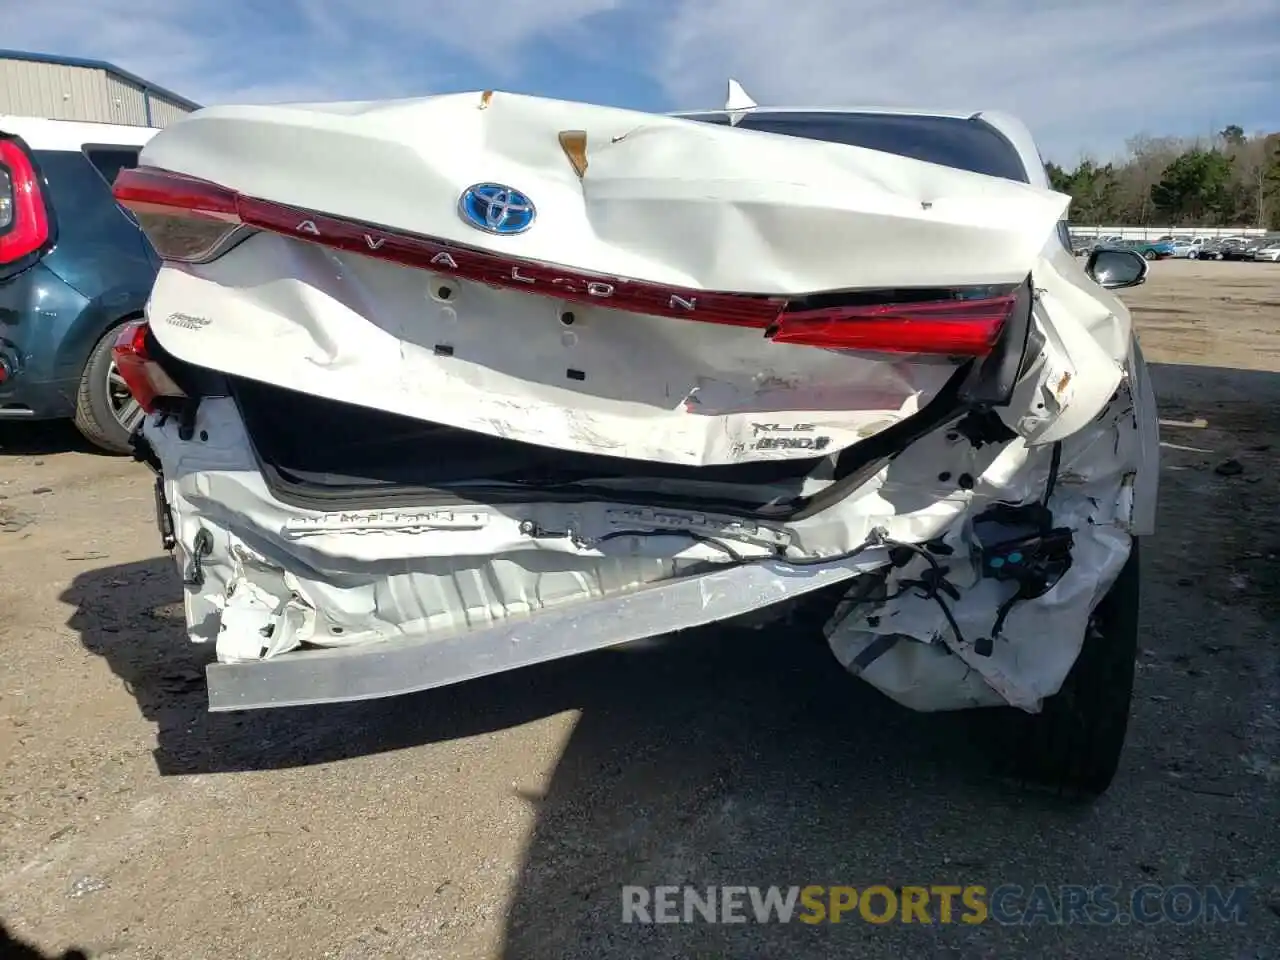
[1202, 238, 1247, 260]
[0, 116, 160, 452]
[1169, 241, 1198, 259]
[1118, 239, 1176, 261]
[1182, 237, 1214, 258]
[1253, 242, 1280, 262]
[1078, 235, 1122, 254]
[1221, 239, 1264, 261]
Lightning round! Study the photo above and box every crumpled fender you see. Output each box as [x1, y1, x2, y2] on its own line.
[998, 243, 1132, 448]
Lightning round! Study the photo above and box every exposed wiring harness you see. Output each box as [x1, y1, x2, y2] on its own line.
[524, 461, 1066, 661]
[541, 437, 1075, 660]
[860, 531, 970, 654]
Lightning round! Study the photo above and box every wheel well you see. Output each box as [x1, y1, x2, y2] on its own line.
[89, 311, 144, 366]
[55, 306, 147, 383]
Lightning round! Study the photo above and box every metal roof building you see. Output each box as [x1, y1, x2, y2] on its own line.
[0, 50, 200, 128]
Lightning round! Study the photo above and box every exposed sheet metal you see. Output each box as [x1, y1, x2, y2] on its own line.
[144, 398, 917, 668]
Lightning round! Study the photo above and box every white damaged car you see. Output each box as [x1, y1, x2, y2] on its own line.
[111, 83, 1159, 797]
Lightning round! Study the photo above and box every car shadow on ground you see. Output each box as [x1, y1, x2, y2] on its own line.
[0, 421, 108, 457]
[0, 923, 88, 960]
[58, 554, 996, 783]
[57, 361, 1279, 958]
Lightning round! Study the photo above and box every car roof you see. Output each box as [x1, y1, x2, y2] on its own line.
[0, 115, 159, 151]
[670, 104, 1048, 189]
[674, 105, 978, 121]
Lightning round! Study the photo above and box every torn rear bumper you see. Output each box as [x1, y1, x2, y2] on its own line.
[141, 397, 906, 711]
[203, 552, 876, 711]
[141, 357, 1151, 715]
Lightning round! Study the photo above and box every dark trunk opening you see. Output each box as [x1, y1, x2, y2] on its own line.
[229, 376, 828, 512]
[225, 369, 974, 521]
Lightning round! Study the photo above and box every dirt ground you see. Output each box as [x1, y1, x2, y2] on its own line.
[1, 259, 1277, 959]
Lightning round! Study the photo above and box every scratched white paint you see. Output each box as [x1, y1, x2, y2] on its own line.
[133, 90, 1161, 711]
[138, 89, 1139, 467]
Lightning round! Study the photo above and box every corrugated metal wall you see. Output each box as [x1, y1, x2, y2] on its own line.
[101, 72, 150, 126]
[0, 57, 194, 127]
[146, 97, 193, 128]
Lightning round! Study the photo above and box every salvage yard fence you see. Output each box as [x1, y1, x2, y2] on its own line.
[1068, 225, 1269, 241]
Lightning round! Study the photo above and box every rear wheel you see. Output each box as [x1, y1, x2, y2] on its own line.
[73, 323, 146, 454]
[1143, 250, 1157, 261]
[996, 539, 1142, 800]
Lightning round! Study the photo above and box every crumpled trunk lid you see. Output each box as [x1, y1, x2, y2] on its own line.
[133, 90, 1070, 468]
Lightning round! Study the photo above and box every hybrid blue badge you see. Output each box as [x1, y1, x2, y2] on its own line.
[458, 183, 536, 235]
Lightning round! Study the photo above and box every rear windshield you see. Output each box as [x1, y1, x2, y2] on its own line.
[82, 145, 141, 188]
[681, 111, 1030, 183]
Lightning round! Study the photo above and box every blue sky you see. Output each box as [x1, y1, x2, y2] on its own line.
[5, 0, 1278, 163]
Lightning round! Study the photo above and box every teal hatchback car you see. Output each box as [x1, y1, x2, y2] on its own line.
[0, 116, 160, 452]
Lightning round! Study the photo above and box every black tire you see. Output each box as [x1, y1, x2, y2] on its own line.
[996, 539, 1142, 800]
[1143, 250, 1157, 261]
[72, 322, 141, 454]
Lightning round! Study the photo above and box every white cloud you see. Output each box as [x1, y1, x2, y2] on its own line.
[0, 0, 625, 104]
[3, 0, 1276, 160]
[655, 0, 1278, 160]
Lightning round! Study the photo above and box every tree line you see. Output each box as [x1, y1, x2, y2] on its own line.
[1046, 126, 1280, 229]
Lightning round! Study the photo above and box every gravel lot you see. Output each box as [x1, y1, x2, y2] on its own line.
[1, 259, 1277, 959]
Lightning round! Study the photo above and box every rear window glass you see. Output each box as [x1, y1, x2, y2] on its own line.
[681, 111, 1029, 183]
[82, 145, 140, 188]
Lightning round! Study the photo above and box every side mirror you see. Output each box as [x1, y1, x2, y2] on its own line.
[1085, 248, 1149, 290]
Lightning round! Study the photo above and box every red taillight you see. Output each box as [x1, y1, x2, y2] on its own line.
[770, 294, 1019, 356]
[112, 166, 248, 262]
[111, 320, 185, 414]
[0, 137, 52, 270]
[113, 166, 1021, 357]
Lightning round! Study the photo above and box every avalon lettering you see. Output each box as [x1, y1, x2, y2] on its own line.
[289, 221, 703, 312]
